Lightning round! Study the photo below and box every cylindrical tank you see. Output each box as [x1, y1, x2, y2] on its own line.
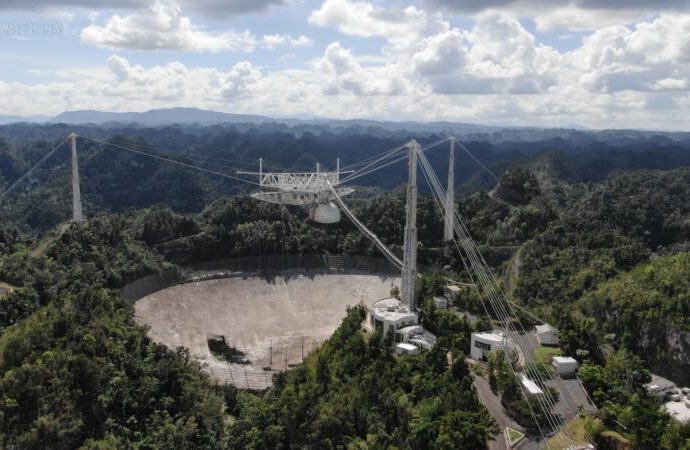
[309, 202, 341, 224]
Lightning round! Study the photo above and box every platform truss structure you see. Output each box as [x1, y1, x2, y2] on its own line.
[238, 159, 354, 206]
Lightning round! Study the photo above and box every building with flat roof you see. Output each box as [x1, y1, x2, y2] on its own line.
[535, 323, 559, 346]
[552, 356, 578, 377]
[397, 325, 437, 350]
[368, 298, 419, 335]
[470, 330, 516, 361]
[396, 342, 419, 355]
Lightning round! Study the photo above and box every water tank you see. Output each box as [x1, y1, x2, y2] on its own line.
[309, 202, 341, 224]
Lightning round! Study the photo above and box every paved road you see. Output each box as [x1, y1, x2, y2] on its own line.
[548, 376, 597, 419]
[473, 376, 541, 450]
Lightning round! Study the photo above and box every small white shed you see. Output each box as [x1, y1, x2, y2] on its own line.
[535, 324, 560, 346]
[552, 356, 578, 377]
[396, 342, 419, 356]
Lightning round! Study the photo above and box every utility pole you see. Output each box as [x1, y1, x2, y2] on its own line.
[444, 138, 455, 241]
[68, 133, 84, 222]
[401, 140, 418, 310]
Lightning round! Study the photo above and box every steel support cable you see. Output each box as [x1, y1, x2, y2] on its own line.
[455, 140, 500, 184]
[420, 151, 568, 432]
[327, 180, 403, 270]
[419, 152, 571, 435]
[428, 151, 580, 440]
[418, 157, 560, 419]
[337, 138, 453, 186]
[340, 142, 410, 171]
[419, 158, 566, 447]
[418, 152, 580, 445]
[337, 144, 408, 184]
[340, 137, 453, 172]
[91, 137, 261, 172]
[417, 158, 554, 447]
[100, 138, 314, 173]
[0, 136, 70, 205]
[80, 136, 262, 186]
[337, 153, 409, 185]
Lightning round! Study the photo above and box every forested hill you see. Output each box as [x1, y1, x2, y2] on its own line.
[1, 122, 690, 448]
[2, 123, 690, 234]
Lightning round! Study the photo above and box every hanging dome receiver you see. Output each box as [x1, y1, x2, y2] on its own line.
[309, 202, 341, 224]
[239, 159, 353, 224]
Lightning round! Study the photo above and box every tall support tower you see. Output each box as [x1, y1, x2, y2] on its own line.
[401, 140, 419, 310]
[443, 137, 455, 241]
[68, 133, 84, 222]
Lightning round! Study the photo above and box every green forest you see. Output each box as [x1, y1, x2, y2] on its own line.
[1, 125, 690, 449]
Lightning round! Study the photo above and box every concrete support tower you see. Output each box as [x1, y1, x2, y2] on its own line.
[443, 138, 455, 241]
[68, 133, 84, 222]
[401, 140, 419, 310]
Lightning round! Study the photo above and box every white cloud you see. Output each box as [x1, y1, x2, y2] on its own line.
[262, 34, 314, 50]
[316, 42, 410, 96]
[80, 2, 256, 52]
[0, 0, 286, 18]
[425, 0, 690, 31]
[4, 2, 690, 130]
[569, 14, 690, 92]
[309, 0, 439, 39]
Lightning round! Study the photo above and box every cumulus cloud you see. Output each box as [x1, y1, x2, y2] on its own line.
[0, 0, 285, 18]
[4, 1, 690, 130]
[426, 0, 690, 14]
[0, 0, 139, 10]
[570, 14, 690, 92]
[262, 34, 314, 50]
[317, 42, 410, 95]
[309, 0, 439, 39]
[80, 2, 256, 52]
[426, 0, 690, 31]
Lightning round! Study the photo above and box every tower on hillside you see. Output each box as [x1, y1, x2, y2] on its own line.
[68, 133, 84, 222]
[401, 140, 419, 310]
[444, 138, 455, 241]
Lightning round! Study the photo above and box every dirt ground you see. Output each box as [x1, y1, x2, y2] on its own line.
[135, 270, 399, 373]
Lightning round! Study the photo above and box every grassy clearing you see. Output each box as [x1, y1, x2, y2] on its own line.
[546, 416, 591, 448]
[534, 346, 562, 363]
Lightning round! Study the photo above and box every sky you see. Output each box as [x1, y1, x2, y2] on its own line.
[0, 0, 689, 129]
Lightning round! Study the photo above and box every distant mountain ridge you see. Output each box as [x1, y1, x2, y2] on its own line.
[0, 115, 50, 125]
[0, 107, 688, 144]
[49, 108, 273, 127]
[47, 107, 498, 134]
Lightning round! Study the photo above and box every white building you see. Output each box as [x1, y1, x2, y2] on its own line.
[535, 324, 560, 346]
[368, 298, 419, 335]
[470, 330, 516, 361]
[397, 325, 437, 350]
[552, 356, 579, 377]
[396, 342, 419, 356]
